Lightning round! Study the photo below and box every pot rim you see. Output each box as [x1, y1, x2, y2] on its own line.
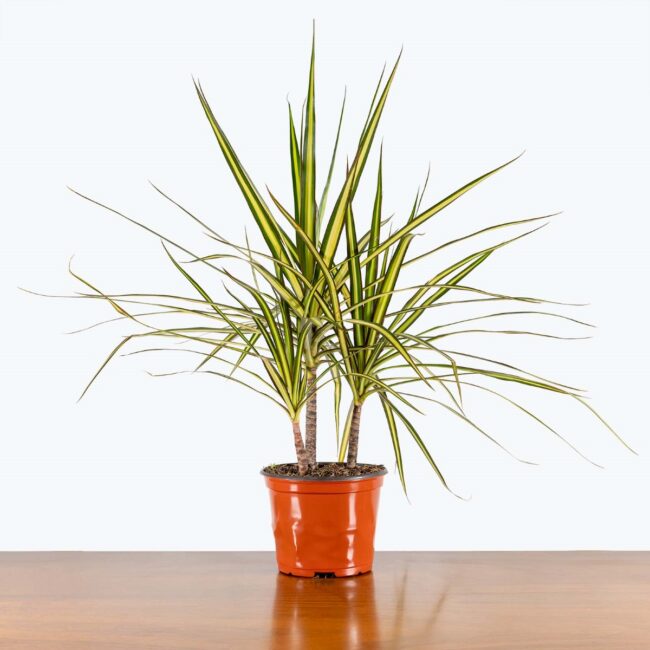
[260, 462, 387, 482]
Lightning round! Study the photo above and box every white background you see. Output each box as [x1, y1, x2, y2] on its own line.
[1, 0, 649, 550]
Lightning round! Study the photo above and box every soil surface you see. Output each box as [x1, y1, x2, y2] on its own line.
[262, 462, 386, 479]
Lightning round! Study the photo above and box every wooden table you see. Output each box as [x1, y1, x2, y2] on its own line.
[0, 552, 648, 649]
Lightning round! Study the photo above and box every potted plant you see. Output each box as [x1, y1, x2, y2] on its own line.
[49, 31, 631, 577]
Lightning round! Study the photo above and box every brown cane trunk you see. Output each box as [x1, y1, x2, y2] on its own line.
[346, 402, 363, 469]
[305, 366, 318, 469]
[292, 420, 309, 476]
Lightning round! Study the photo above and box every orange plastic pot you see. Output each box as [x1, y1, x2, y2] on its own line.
[263, 467, 387, 577]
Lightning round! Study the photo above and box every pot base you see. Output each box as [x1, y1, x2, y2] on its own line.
[278, 565, 372, 578]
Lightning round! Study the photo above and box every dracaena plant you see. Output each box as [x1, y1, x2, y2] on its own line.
[47, 30, 632, 490]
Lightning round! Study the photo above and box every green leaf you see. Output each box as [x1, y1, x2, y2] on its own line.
[379, 395, 407, 494]
[268, 187, 358, 401]
[457, 380, 603, 467]
[194, 80, 303, 297]
[337, 402, 355, 462]
[572, 396, 636, 454]
[393, 251, 493, 335]
[348, 318, 431, 394]
[364, 151, 383, 321]
[79, 335, 134, 400]
[222, 271, 293, 387]
[387, 398, 457, 495]
[345, 199, 364, 348]
[288, 103, 302, 234]
[364, 153, 524, 266]
[300, 29, 317, 278]
[326, 357, 342, 449]
[319, 53, 401, 268]
[317, 91, 346, 235]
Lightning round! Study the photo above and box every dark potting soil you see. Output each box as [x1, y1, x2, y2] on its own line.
[262, 462, 386, 479]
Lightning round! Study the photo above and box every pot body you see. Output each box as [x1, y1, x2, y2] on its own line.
[263, 471, 386, 577]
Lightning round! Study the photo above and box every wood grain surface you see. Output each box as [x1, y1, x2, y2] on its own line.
[0, 552, 648, 649]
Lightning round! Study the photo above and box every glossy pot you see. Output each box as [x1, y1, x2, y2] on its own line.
[262, 467, 387, 577]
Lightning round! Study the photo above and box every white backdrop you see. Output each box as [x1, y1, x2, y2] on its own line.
[1, 0, 649, 550]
